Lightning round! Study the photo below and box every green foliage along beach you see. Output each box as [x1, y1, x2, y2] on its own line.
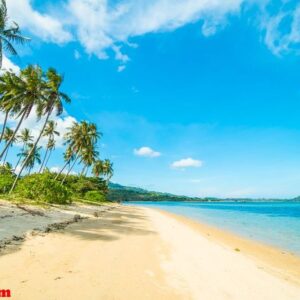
[0, 2, 113, 204]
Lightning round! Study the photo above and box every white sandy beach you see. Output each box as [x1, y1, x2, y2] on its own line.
[0, 204, 300, 300]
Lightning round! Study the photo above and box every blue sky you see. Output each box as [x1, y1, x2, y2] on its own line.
[3, 0, 300, 198]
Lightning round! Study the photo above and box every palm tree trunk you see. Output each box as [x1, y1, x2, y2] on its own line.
[0, 111, 9, 144]
[15, 144, 25, 171]
[14, 155, 22, 171]
[61, 155, 79, 184]
[0, 110, 26, 161]
[39, 147, 49, 173]
[43, 149, 52, 171]
[84, 166, 89, 177]
[80, 165, 87, 176]
[54, 157, 72, 180]
[9, 111, 51, 193]
[0, 44, 2, 69]
[3, 147, 8, 163]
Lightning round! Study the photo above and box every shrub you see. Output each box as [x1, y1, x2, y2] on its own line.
[0, 164, 14, 176]
[84, 190, 106, 202]
[0, 174, 14, 194]
[16, 173, 71, 204]
[62, 176, 107, 198]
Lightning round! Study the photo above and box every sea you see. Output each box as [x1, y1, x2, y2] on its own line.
[126, 201, 300, 256]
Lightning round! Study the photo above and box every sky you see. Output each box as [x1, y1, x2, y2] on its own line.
[2, 0, 300, 198]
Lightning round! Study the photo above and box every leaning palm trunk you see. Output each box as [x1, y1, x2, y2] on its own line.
[0, 45, 2, 69]
[14, 144, 26, 171]
[0, 111, 26, 161]
[2, 147, 8, 163]
[0, 111, 9, 144]
[14, 155, 22, 171]
[9, 111, 51, 193]
[43, 149, 52, 171]
[54, 156, 72, 180]
[39, 147, 49, 173]
[80, 165, 87, 176]
[61, 155, 79, 185]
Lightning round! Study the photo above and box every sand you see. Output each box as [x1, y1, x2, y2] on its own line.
[0, 204, 300, 300]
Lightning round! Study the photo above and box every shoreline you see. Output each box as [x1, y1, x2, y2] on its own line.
[153, 207, 300, 286]
[0, 203, 299, 299]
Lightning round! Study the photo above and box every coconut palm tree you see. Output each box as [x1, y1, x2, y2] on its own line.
[0, 71, 21, 144]
[0, 0, 30, 68]
[56, 121, 101, 180]
[60, 148, 77, 184]
[56, 145, 75, 177]
[19, 143, 41, 174]
[39, 137, 55, 173]
[39, 120, 59, 173]
[1, 127, 16, 163]
[10, 68, 71, 192]
[15, 128, 33, 170]
[79, 145, 99, 176]
[102, 159, 113, 183]
[92, 159, 104, 177]
[0, 65, 45, 160]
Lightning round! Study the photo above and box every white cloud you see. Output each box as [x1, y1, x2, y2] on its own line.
[134, 146, 161, 157]
[50, 166, 77, 175]
[6, 0, 300, 61]
[1, 108, 77, 148]
[117, 65, 126, 72]
[112, 45, 130, 63]
[261, 4, 300, 55]
[171, 157, 203, 169]
[1, 56, 20, 74]
[7, 0, 243, 59]
[7, 0, 72, 44]
[66, 0, 242, 59]
[74, 49, 81, 59]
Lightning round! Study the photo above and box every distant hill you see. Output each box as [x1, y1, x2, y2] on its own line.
[108, 183, 299, 202]
[108, 183, 236, 202]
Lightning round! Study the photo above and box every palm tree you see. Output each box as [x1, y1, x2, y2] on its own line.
[102, 159, 113, 183]
[92, 159, 104, 177]
[56, 145, 75, 177]
[1, 127, 16, 163]
[20, 143, 41, 174]
[39, 120, 59, 173]
[56, 121, 101, 180]
[15, 128, 33, 170]
[0, 71, 21, 144]
[0, 65, 45, 160]
[0, 0, 30, 68]
[79, 145, 99, 176]
[10, 68, 71, 192]
[39, 137, 55, 173]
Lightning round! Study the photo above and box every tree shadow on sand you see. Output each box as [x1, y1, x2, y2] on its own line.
[55, 206, 157, 242]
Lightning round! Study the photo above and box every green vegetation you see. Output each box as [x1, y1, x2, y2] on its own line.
[16, 173, 71, 204]
[108, 183, 219, 202]
[0, 1, 113, 205]
[108, 183, 299, 203]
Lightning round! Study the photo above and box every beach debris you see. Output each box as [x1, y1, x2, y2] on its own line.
[54, 276, 62, 280]
[16, 204, 45, 217]
[73, 214, 81, 222]
[93, 211, 100, 217]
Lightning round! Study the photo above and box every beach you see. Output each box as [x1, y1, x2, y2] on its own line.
[0, 203, 300, 300]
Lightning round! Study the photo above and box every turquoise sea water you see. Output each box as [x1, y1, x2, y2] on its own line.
[127, 201, 300, 256]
